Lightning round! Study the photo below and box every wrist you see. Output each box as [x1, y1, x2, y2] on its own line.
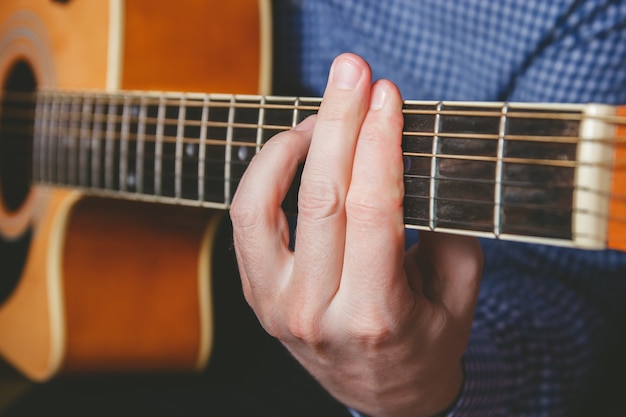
[420, 361, 464, 417]
[356, 360, 464, 417]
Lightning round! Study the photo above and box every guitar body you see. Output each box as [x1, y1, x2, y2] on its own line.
[0, 0, 270, 381]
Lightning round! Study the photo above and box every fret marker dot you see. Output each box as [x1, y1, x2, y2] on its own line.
[186, 143, 196, 157]
[403, 156, 411, 173]
[238, 146, 249, 161]
[127, 172, 136, 188]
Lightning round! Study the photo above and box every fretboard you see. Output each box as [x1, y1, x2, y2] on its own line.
[20, 90, 626, 250]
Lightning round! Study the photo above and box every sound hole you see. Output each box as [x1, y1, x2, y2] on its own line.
[1, 60, 35, 212]
[0, 60, 35, 306]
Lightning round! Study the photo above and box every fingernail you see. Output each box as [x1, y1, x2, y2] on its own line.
[370, 83, 387, 110]
[331, 58, 361, 90]
[294, 115, 316, 131]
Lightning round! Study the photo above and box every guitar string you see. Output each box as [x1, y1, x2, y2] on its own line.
[2, 90, 626, 125]
[4, 104, 626, 148]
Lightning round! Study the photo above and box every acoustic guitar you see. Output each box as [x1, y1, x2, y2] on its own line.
[1, 0, 625, 382]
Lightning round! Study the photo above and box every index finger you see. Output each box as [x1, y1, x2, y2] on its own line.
[230, 118, 314, 300]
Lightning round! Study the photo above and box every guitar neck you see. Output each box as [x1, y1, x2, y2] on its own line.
[9, 89, 626, 251]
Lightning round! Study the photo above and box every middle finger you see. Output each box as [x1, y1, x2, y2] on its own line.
[291, 53, 372, 307]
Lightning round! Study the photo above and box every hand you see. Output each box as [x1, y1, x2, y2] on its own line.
[230, 53, 483, 417]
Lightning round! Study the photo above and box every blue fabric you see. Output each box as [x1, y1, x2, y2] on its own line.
[273, 0, 626, 415]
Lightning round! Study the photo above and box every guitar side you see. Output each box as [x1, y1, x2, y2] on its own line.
[0, 0, 269, 381]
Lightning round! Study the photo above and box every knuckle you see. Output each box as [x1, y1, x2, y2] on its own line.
[259, 318, 282, 339]
[262, 131, 296, 153]
[284, 311, 325, 347]
[345, 192, 399, 225]
[345, 313, 397, 346]
[248, 301, 285, 340]
[297, 178, 343, 220]
[345, 195, 381, 224]
[229, 198, 263, 230]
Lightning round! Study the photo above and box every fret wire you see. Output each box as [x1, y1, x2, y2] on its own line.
[90, 98, 104, 188]
[175, 96, 186, 200]
[47, 94, 60, 183]
[36, 93, 50, 182]
[256, 96, 266, 153]
[56, 94, 69, 184]
[78, 95, 93, 187]
[291, 97, 300, 128]
[68, 94, 82, 185]
[60, 95, 70, 183]
[32, 93, 44, 182]
[119, 95, 132, 192]
[135, 96, 147, 194]
[224, 96, 236, 205]
[104, 96, 117, 190]
[198, 95, 210, 203]
[494, 104, 509, 237]
[154, 94, 166, 196]
[429, 102, 442, 230]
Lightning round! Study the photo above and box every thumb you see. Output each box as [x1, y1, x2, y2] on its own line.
[406, 231, 483, 324]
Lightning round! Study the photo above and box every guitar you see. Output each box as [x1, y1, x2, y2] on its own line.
[1, 0, 626, 382]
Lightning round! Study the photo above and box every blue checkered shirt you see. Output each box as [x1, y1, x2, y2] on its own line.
[273, 0, 626, 416]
